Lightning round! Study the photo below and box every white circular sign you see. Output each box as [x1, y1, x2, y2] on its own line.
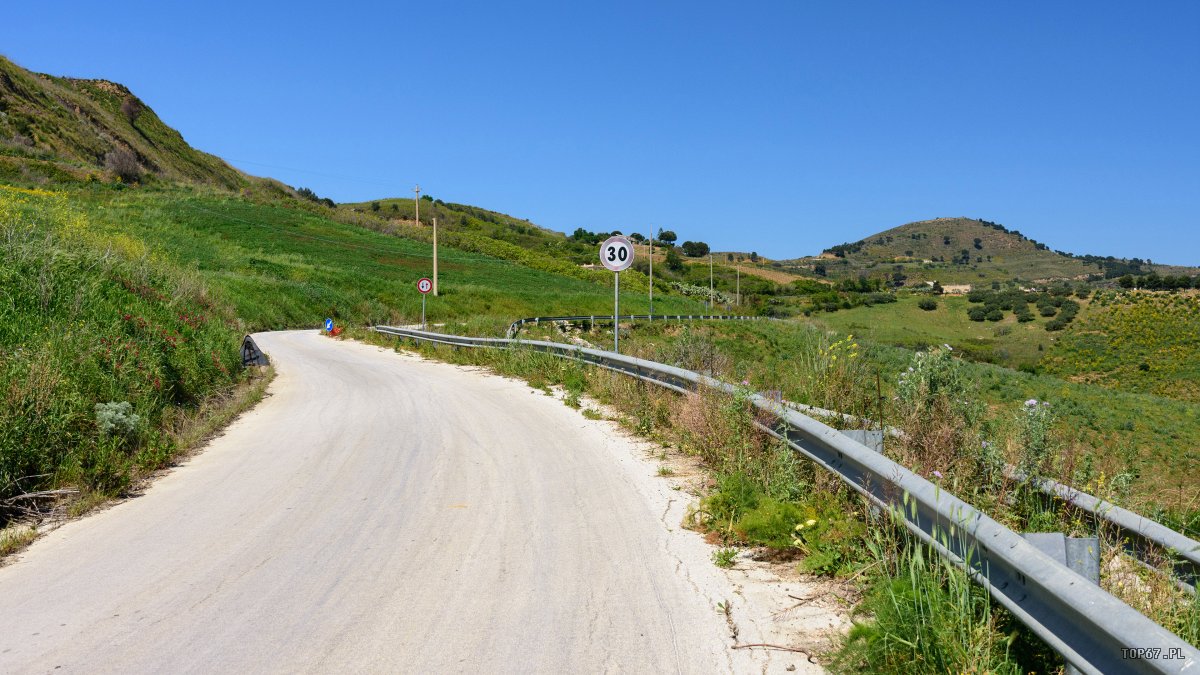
[417, 278, 433, 294]
[599, 235, 634, 272]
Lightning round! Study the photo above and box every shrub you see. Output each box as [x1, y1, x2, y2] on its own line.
[968, 307, 987, 322]
[104, 148, 141, 183]
[985, 309, 1004, 321]
[94, 401, 141, 438]
[737, 497, 804, 548]
[918, 298, 937, 311]
[1016, 399, 1056, 478]
[120, 98, 144, 124]
[894, 347, 985, 478]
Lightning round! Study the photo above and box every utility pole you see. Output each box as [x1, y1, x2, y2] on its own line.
[709, 252, 714, 313]
[736, 264, 740, 306]
[648, 229, 654, 320]
[432, 217, 439, 296]
[413, 185, 420, 227]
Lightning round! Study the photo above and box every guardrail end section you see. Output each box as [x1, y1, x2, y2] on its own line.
[241, 335, 269, 367]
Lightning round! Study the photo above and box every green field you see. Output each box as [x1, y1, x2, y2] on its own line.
[77, 187, 704, 332]
[809, 295, 1058, 368]
[1043, 291, 1200, 403]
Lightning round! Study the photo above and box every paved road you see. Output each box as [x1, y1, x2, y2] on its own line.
[0, 331, 768, 673]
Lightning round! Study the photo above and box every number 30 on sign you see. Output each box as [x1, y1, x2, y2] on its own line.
[599, 235, 634, 272]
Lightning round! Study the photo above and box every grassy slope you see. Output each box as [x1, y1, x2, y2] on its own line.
[1042, 291, 1200, 403]
[0, 56, 244, 188]
[83, 188, 708, 333]
[810, 295, 1057, 368]
[0, 184, 245, 503]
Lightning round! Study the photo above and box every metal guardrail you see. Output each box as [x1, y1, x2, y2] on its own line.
[505, 314, 762, 338]
[1013, 469, 1199, 592]
[374, 324, 1199, 674]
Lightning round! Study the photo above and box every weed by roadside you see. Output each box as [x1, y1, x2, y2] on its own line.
[712, 547, 738, 568]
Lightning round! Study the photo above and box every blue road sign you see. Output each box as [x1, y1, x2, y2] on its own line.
[324, 318, 334, 332]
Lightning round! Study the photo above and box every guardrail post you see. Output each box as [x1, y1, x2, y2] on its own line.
[840, 429, 884, 453]
[1022, 532, 1101, 675]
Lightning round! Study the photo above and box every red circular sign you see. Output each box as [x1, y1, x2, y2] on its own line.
[417, 278, 433, 294]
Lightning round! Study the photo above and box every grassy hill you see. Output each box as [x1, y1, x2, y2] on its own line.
[0, 56, 247, 189]
[779, 217, 1193, 286]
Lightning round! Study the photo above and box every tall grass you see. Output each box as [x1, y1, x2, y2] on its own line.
[0, 185, 248, 514]
[832, 528, 1034, 674]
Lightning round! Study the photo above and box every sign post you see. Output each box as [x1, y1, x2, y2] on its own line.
[324, 317, 334, 333]
[417, 277, 433, 329]
[599, 235, 634, 353]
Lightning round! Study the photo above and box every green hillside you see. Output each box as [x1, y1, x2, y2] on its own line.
[779, 217, 1189, 286]
[1042, 291, 1200, 402]
[0, 55, 245, 188]
[809, 294, 1057, 368]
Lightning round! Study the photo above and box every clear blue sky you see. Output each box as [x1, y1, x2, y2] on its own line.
[3, 1, 1198, 264]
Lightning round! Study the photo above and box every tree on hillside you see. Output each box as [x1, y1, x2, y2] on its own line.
[371, 201, 381, 212]
[629, 233, 645, 243]
[391, 203, 399, 213]
[749, 251, 759, 262]
[664, 247, 686, 272]
[120, 98, 144, 124]
[657, 229, 677, 245]
[681, 241, 710, 257]
[973, 237, 983, 250]
[932, 280, 944, 295]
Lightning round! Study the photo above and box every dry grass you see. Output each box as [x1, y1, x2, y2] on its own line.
[0, 524, 38, 558]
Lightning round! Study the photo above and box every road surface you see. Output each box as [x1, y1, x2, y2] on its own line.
[0, 330, 790, 673]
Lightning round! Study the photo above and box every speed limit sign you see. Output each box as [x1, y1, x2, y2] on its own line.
[417, 278, 433, 294]
[599, 235, 634, 272]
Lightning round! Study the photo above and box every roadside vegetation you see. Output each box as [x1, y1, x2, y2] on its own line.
[0, 184, 268, 527]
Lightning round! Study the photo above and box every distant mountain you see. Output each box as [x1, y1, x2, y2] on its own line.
[0, 55, 245, 188]
[779, 217, 1192, 286]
